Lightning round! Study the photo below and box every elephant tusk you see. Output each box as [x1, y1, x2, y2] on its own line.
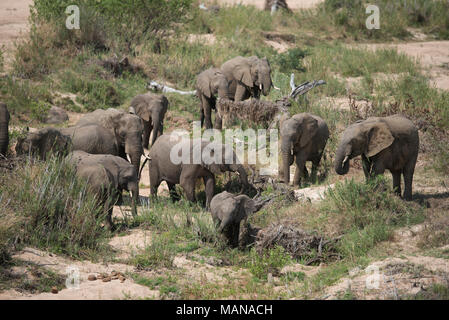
[126, 154, 132, 163]
[342, 155, 349, 167]
[273, 85, 280, 90]
[259, 84, 263, 91]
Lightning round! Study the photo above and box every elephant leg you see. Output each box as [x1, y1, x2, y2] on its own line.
[230, 223, 240, 248]
[167, 182, 180, 202]
[403, 159, 416, 201]
[202, 96, 213, 129]
[303, 165, 309, 179]
[142, 120, 151, 150]
[214, 112, 222, 130]
[362, 154, 373, 180]
[392, 170, 402, 197]
[149, 167, 160, 198]
[105, 204, 116, 232]
[234, 84, 249, 102]
[203, 172, 215, 210]
[293, 156, 306, 187]
[180, 172, 197, 203]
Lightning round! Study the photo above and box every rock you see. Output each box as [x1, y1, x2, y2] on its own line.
[51, 287, 58, 294]
[88, 274, 97, 281]
[45, 106, 69, 124]
[102, 276, 111, 282]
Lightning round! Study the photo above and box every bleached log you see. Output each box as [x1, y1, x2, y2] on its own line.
[289, 73, 326, 99]
[147, 81, 197, 96]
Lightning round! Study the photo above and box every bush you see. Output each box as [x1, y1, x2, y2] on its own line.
[247, 246, 292, 280]
[275, 48, 308, 73]
[0, 157, 109, 258]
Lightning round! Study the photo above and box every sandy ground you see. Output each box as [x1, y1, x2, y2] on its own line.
[0, 0, 33, 68]
[359, 41, 449, 90]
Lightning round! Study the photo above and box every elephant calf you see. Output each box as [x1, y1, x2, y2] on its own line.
[67, 151, 140, 229]
[129, 92, 168, 149]
[147, 134, 250, 209]
[16, 125, 119, 160]
[334, 115, 419, 201]
[0, 102, 10, 157]
[210, 191, 265, 248]
[280, 113, 329, 187]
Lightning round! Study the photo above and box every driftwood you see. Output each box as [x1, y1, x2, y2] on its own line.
[289, 73, 326, 100]
[216, 97, 290, 128]
[147, 81, 197, 96]
[255, 224, 342, 265]
[265, 0, 291, 14]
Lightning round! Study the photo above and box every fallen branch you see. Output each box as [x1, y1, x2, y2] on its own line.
[289, 73, 326, 99]
[147, 81, 197, 96]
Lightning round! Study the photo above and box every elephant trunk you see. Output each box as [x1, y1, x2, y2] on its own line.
[229, 163, 250, 190]
[128, 181, 139, 217]
[126, 139, 143, 177]
[150, 114, 162, 147]
[281, 136, 293, 184]
[262, 77, 272, 96]
[0, 121, 9, 157]
[334, 143, 350, 175]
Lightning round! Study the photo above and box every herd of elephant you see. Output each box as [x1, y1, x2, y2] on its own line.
[0, 55, 420, 247]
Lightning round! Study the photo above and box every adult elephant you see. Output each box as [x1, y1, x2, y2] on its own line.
[0, 102, 10, 157]
[221, 56, 272, 102]
[16, 125, 119, 160]
[76, 108, 144, 174]
[147, 134, 250, 209]
[196, 68, 230, 129]
[67, 151, 140, 228]
[210, 191, 266, 248]
[334, 115, 419, 201]
[280, 113, 329, 187]
[129, 92, 168, 149]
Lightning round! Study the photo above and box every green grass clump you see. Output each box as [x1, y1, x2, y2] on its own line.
[246, 246, 292, 280]
[321, 176, 424, 260]
[0, 157, 110, 258]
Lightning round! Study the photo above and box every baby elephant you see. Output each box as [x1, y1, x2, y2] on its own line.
[210, 191, 265, 248]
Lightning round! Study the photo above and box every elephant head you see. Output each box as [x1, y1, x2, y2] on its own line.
[115, 158, 140, 217]
[334, 118, 395, 175]
[129, 93, 168, 148]
[222, 56, 273, 98]
[0, 102, 10, 157]
[280, 113, 319, 184]
[198, 140, 251, 192]
[16, 127, 71, 160]
[109, 112, 144, 175]
[196, 68, 230, 100]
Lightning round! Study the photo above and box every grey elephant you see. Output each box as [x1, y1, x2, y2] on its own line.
[16, 127, 71, 160]
[196, 68, 230, 129]
[334, 115, 419, 201]
[221, 56, 272, 102]
[210, 191, 266, 248]
[67, 151, 140, 228]
[280, 113, 329, 187]
[147, 134, 250, 209]
[129, 92, 168, 149]
[0, 102, 10, 157]
[76, 108, 144, 174]
[16, 125, 119, 160]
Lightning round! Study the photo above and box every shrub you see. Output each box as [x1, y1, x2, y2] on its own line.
[0, 157, 109, 258]
[247, 246, 292, 280]
[275, 48, 308, 73]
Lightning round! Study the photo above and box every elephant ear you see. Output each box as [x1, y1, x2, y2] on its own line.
[233, 61, 253, 88]
[366, 121, 394, 157]
[197, 73, 212, 98]
[130, 98, 151, 122]
[239, 196, 255, 216]
[299, 116, 319, 148]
